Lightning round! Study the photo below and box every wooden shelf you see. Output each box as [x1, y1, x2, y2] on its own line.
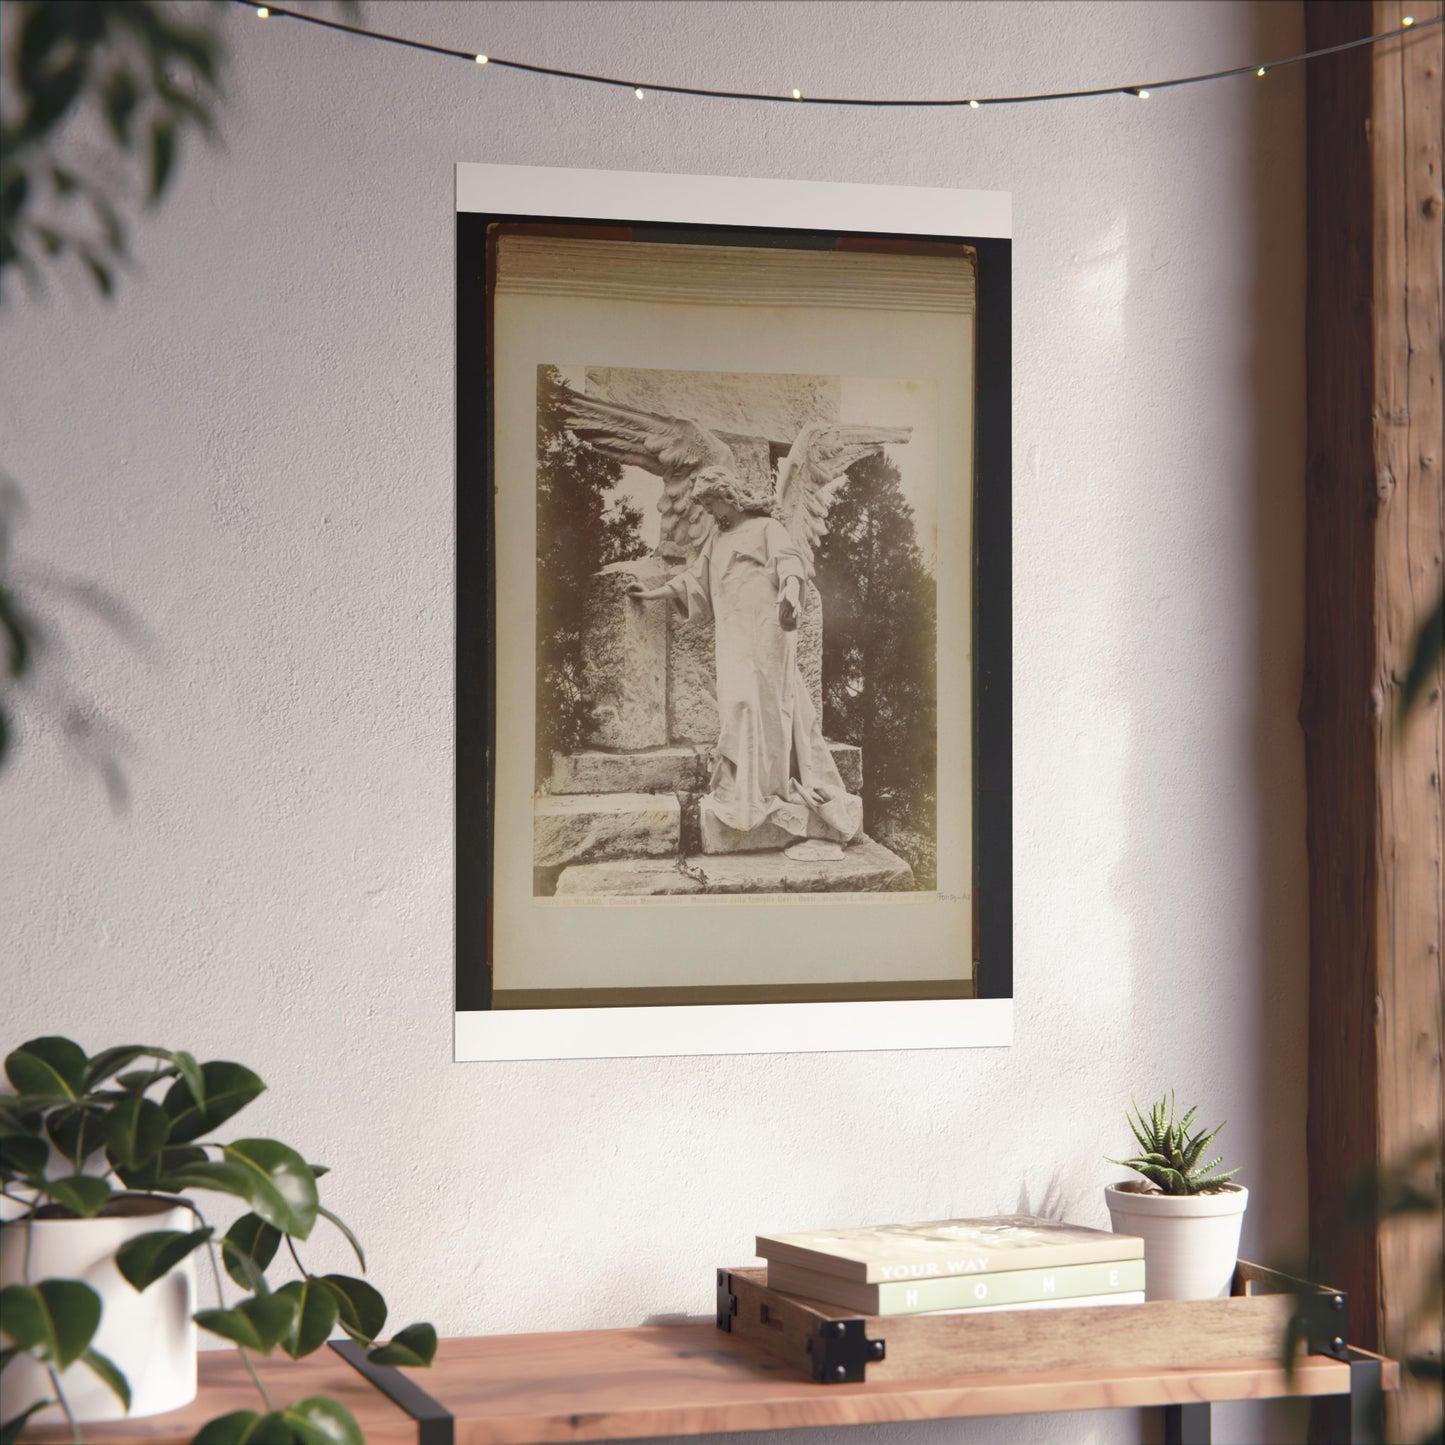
[19, 1321, 1398, 1445]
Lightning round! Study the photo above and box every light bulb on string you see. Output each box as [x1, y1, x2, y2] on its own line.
[217, 0, 1444, 113]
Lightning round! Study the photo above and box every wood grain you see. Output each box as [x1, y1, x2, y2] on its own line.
[1304, 3, 1444, 1438]
[729, 1266, 1296, 1382]
[421, 1323, 1393, 1444]
[14, 1323, 1398, 1445]
[17, 1349, 418, 1445]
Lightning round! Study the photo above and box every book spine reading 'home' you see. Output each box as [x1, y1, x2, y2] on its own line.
[767, 1257, 1146, 1315]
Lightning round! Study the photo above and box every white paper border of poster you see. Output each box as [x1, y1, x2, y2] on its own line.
[455, 162, 1012, 1060]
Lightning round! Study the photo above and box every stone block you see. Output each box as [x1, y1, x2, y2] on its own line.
[828, 742, 863, 795]
[533, 792, 679, 870]
[579, 561, 671, 751]
[548, 746, 708, 796]
[553, 835, 914, 897]
[667, 611, 717, 745]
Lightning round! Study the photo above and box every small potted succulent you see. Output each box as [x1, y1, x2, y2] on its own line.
[0, 1036, 436, 1443]
[1104, 1091, 1248, 1301]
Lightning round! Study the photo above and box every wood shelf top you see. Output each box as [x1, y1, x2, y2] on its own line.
[17, 1323, 1400, 1445]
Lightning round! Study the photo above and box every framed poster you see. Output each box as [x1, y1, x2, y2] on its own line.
[456, 164, 1011, 1060]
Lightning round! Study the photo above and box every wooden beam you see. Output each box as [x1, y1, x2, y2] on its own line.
[1303, 2, 1444, 1440]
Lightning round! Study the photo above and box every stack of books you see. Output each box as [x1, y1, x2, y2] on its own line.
[756, 1215, 1145, 1316]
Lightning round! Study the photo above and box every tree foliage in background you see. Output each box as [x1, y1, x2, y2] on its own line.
[813, 452, 937, 887]
[535, 366, 646, 784]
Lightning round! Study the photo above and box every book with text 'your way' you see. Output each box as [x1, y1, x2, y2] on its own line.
[756, 1215, 1144, 1284]
[765, 1256, 1147, 1315]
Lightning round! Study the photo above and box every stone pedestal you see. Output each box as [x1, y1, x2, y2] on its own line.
[554, 835, 913, 897]
[533, 792, 680, 869]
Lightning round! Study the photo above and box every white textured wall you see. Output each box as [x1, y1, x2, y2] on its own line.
[1, 3, 1307, 1441]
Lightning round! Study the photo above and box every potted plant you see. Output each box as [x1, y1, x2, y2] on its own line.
[1104, 1092, 1248, 1301]
[0, 1036, 436, 1443]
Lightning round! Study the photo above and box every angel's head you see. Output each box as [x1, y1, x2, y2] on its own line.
[693, 467, 771, 528]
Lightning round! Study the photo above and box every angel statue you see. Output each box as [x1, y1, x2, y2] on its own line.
[550, 379, 909, 855]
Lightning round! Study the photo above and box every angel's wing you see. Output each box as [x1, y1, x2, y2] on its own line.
[548, 380, 734, 479]
[776, 423, 913, 576]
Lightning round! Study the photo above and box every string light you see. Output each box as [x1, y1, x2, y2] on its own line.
[235, 2, 1439, 110]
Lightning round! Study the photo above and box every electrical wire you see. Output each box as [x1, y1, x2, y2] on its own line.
[235, 2, 1439, 109]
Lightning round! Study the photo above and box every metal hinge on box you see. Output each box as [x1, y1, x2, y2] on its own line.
[804, 1316, 887, 1383]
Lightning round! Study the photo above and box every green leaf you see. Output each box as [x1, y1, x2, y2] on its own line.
[162, 1061, 264, 1144]
[6, 1037, 87, 1099]
[282, 1397, 364, 1445]
[0, 1134, 48, 1181]
[81, 1346, 131, 1410]
[46, 1104, 107, 1166]
[85, 1046, 201, 1108]
[82, 253, 113, 297]
[193, 1411, 265, 1445]
[116, 1226, 213, 1291]
[318, 1275, 385, 1346]
[367, 1322, 437, 1368]
[195, 1292, 298, 1355]
[223, 1213, 281, 1290]
[0, 1280, 101, 1368]
[318, 1205, 365, 1273]
[35, 1173, 112, 1216]
[148, 118, 176, 202]
[102, 1093, 171, 1169]
[276, 1278, 339, 1359]
[113, 1142, 207, 1192]
[1, 1400, 53, 1444]
[163, 1158, 255, 1202]
[102, 69, 140, 144]
[0, 1096, 44, 1137]
[192, 1411, 298, 1445]
[220, 1139, 318, 1240]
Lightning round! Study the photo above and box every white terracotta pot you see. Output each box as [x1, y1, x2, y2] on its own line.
[1104, 1181, 1248, 1301]
[0, 1194, 198, 1422]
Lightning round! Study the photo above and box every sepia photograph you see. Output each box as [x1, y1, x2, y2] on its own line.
[532, 363, 939, 903]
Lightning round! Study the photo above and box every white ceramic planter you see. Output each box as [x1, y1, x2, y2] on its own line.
[1104, 1181, 1249, 1301]
[0, 1194, 198, 1422]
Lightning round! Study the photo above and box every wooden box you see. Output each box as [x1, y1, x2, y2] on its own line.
[717, 1260, 1353, 1384]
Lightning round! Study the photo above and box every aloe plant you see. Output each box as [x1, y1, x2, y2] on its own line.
[1108, 1091, 1241, 1196]
[0, 1036, 436, 1444]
